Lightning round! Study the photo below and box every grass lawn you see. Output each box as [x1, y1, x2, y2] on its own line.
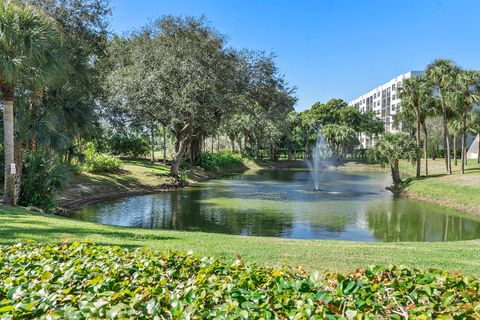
[2, 206, 480, 276]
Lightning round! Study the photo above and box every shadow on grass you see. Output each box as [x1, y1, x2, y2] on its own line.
[124, 160, 170, 172]
[0, 209, 178, 249]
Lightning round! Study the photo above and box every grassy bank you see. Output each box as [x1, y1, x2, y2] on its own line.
[344, 159, 480, 216]
[2, 206, 480, 276]
[56, 160, 178, 209]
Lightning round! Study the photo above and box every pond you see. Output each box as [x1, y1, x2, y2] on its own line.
[70, 169, 480, 242]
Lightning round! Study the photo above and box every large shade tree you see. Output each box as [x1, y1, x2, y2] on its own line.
[107, 16, 241, 177]
[0, 1, 64, 205]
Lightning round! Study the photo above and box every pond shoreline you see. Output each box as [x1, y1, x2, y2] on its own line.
[57, 159, 480, 219]
[58, 167, 239, 212]
[57, 160, 308, 212]
[342, 160, 480, 217]
[67, 164, 480, 242]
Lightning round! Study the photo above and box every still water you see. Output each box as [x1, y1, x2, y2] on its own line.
[71, 169, 480, 242]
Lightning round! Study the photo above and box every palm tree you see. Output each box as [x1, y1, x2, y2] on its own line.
[397, 76, 434, 178]
[368, 133, 417, 193]
[448, 118, 462, 167]
[0, 2, 63, 205]
[425, 59, 460, 175]
[454, 70, 480, 173]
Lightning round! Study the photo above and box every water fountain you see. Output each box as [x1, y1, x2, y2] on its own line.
[306, 128, 333, 191]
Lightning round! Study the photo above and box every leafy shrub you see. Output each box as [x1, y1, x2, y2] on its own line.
[107, 133, 150, 158]
[0, 242, 479, 319]
[199, 151, 244, 171]
[81, 153, 122, 174]
[80, 142, 122, 174]
[19, 153, 72, 209]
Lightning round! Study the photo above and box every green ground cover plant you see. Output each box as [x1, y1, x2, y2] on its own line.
[0, 242, 479, 319]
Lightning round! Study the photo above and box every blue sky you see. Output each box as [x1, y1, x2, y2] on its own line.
[110, 0, 480, 111]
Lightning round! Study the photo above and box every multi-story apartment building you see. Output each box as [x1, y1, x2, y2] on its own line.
[349, 71, 423, 148]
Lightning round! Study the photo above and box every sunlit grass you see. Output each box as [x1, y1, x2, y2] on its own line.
[2, 206, 480, 275]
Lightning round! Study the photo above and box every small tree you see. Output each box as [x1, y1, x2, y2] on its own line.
[368, 133, 417, 193]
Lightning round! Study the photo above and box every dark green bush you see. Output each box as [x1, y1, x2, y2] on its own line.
[199, 151, 244, 171]
[107, 133, 150, 158]
[19, 153, 72, 209]
[0, 242, 479, 318]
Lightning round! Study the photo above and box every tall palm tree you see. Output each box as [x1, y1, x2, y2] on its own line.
[368, 133, 417, 193]
[397, 76, 434, 178]
[425, 59, 460, 175]
[448, 118, 462, 167]
[454, 70, 480, 174]
[0, 1, 63, 205]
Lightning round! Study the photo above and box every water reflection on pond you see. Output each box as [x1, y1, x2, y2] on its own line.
[70, 169, 480, 242]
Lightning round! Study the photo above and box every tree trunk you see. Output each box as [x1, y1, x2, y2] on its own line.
[415, 110, 421, 178]
[217, 134, 220, 152]
[237, 136, 243, 155]
[3, 95, 16, 206]
[162, 124, 167, 163]
[478, 134, 480, 164]
[150, 124, 155, 163]
[243, 130, 249, 152]
[229, 134, 235, 153]
[422, 123, 428, 176]
[269, 144, 277, 161]
[188, 134, 202, 165]
[462, 107, 466, 174]
[256, 137, 261, 160]
[453, 134, 457, 167]
[14, 143, 24, 204]
[390, 160, 401, 191]
[170, 136, 185, 178]
[305, 139, 311, 159]
[170, 124, 191, 178]
[440, 94, 452, 174]
[287, 149, 293, 161]
[28, 104, 39, 152]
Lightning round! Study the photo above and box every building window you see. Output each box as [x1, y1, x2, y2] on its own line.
[392, 84, 396, 91]
[392, 94, 396, 100]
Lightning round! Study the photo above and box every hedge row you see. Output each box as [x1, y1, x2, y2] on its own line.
[0, 243, 479, 319]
